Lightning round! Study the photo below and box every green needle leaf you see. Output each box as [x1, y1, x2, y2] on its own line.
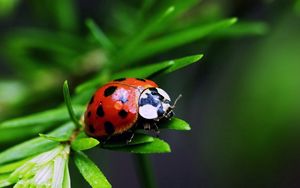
[71, 138, 100, 151]
[111, 59, 173, 79]
[0, 157, 31, 174]
[159, 118, 191, 131]
[0, 122, 75, 165]
[0, 105, 85, 129]
[115, 6, 175, 61]
[210, 21, 269, 37]
[74, 151, 111, 188]
[80, 54, 202, 93]
[62, 160, 71, 188]
[39, 133, 70, 142]
[86, 19, 115, 51]
[0, 174, 11, 187]
[113, 54, 203, 79]
[127, 18, 237, 63]
[107, 138, 171, 154]
[63, 80, 82, 129]
[103, 134, 154, 148]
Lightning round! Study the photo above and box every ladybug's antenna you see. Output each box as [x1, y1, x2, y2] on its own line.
[171, 94, 182, 108]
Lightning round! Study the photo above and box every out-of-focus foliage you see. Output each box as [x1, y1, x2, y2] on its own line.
[2, 0, 296, 187]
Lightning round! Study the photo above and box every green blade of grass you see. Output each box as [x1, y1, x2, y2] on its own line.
[62, 160, 71, 188]
[159, 118, 191, 131]
[0, 105, 85, 129]
[0, 174, 11, 187]
[0, 122, 75, 165]
[0, 123, 59, 144]
[0, 157, 31, 174]
[111, 60, 173, 79]
[74, 151, 111, 188]
[71, 138, 100, 151]
[103, 134, 154, 148]
[63, 80, 82, 129]
[39, 133, 70, 142]
[112, 6, 175, 66]
[210, 21, 269, 37]
[106, 138, 171, 154]
[76, 54, 202, 93]
[86, 19, 115, 51]
[127, 18, 236, 63]
[113, 54, 203, 79]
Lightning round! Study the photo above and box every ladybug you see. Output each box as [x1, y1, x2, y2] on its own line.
[84, 78, 180, 140]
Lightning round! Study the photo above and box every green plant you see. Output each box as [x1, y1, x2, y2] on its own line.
[0, 1, 268, 187]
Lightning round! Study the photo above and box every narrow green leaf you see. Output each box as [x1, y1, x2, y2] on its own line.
[112, 59, 173, 79]
[0, 157, 31, 174]
[63, 80, 82, 129]
[164, 54, 203, 74]
[75, 70, 110, 95]
[211, 21, 269, 37]
[113, 6, 175, 66]
[127, 18, 237, 63]
[39, 133, 70, 142]
[80, 54, 202, 94]
[0, 174, 11, 187]
[74, 151, 111, 188]
[103, 134, 154, 148]
[62, 160, 71, 188]
[86, 19, 115, 51]
[53, 0, 78, 32]
[107, 138, 171, 154]
[0, 105, 85, 129]
[0, 122, 75, 165]
[0, 173, 9, 181]
[159, 118, 191, 131]
[0, 122, 57, 144]
[71, 138, 100, 151]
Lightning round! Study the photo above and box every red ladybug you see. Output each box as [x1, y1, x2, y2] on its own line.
[84, 78, 179, 139]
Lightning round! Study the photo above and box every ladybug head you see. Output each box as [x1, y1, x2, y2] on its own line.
[138, 87, 180, 120]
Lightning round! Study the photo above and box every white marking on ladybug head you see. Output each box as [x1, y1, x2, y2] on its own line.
[138, 87, 173, 120]
[156, 88, 171, 101]
[139, 104, 159, 119]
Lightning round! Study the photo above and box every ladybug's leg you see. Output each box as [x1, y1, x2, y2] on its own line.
[143, 122, 151, 130]
[152, 122, 160, 137]
[126, 130, 135, 144]
[101, 135, 112, 146]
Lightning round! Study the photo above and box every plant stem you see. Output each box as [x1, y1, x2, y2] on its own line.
[63, 80, 82, 129]
[134, 154, 156, 188]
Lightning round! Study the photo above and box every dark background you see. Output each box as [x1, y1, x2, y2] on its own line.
[0, 0, 300, 187]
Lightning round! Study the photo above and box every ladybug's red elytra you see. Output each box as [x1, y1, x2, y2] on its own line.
[84, 78, 178, 139]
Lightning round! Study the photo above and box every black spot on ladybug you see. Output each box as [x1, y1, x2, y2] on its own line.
[114, 78, 126, 81]
[104, 121, 115, 135]
[89, 95, 94, 104]
[96, 105, 104, 117]
[118, 109, 128, 118]
[87, 111, 92, 117]
[136, 78, 146, 82]
[104, 86, 117, 97]
[89, 124, 95, 133]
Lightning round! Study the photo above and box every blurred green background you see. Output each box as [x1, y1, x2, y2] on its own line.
[0, 0, 299, 187]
